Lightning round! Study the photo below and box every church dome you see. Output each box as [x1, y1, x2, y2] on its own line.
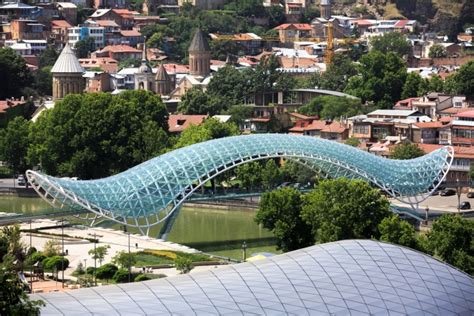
[138, 60, 152, 74]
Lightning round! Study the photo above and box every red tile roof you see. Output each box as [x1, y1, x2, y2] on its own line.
[414, 122, 444, 129]
[321, 121, 347, 134]
[418, 144, 474, 159]
[51, 20, 72, 28]
[439, 107, 472, 115]
[163, 63, 189, 74]
[273, 23, 312, 31]
[100, 45, 140, 53]
[168, 114, 208, 133]
[120, 30, 142, 37]
[0, 99, 24, 113]
[456, 110, 474, 119]
[394, 97, 419, 110]
[395, 20, 409, 27]
[353, 19, 375, 26]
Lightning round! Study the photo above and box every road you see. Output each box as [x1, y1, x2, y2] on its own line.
[0, 178, 17, 188]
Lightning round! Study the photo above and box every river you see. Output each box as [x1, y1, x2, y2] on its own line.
[0, 196, 279, 259]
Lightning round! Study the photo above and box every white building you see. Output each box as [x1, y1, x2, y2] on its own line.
[68, 26, 105, 49]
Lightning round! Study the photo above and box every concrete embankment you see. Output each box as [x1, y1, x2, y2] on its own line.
[184, 199, 258, 211]
[0, 187, 37, 197]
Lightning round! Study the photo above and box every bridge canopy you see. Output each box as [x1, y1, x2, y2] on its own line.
[27, 134, 453, 233]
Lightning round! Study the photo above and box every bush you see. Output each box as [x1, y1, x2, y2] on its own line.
[174, 257, 193, 274]
[42, 256, 69, 272]
[113, 269, 130, 283]
[86, 267, 96, 275]
[96, 263, 118, 280]
[134, 274, 151, 282]
[74, 262, 85, 276]
[28, 252, 46, 265]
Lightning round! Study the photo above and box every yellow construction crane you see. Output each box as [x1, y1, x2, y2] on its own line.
[325, 20, 334, 65]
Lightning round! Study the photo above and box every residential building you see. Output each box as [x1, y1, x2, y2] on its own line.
[84, 71, 112, 92]
[120, 29, 142, 46]
[209, 33, 262, 55]
[68, 25, 105, 49]
[89, 9, 138, 30]
[93, 44, 141, 61]
[177, 0, 225, 10]
[56, 2, 77, 25]
[51, 20, 72, 46]
[0, 2, 42, 20]
[274, 23, 312, 43]
[93, 0, 128, 9]
[10, 19, 46, 40]
[79, 57, 118, 73]
[5, 39, 46, 55]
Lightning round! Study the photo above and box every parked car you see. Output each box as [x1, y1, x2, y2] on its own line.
[276, 182, 291, 189]
[460, 201, 471, 210]
[17, 175, 26, 186]
[440, 188, 456, 196]
[467, 191, 474, 198]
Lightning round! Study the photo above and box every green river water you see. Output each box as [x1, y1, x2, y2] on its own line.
[0, 197, 279, 259]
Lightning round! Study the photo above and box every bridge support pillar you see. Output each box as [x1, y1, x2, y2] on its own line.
[158, 205, 182, 240]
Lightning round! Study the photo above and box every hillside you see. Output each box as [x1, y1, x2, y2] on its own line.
[329, 0, 474, 37]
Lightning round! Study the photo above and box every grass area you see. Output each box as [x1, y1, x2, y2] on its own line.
[133, 249, 213, 267]
[209, 245, 282, 261]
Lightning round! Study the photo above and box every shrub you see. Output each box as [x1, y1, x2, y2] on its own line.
[74, 262, 85, 276]
[134, 274, 151, 282]
[29, 252, 46, 265]
[86, 267, 96, 275]
[42, 256, 69, 272]
[96, 263, 118, 280]
[113, 268, 130, 283]
[43, 239, 60, 257]
[174, 257, 193, 274]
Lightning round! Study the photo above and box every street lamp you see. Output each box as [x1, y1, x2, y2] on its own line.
[61, 218, 65, 288]
[123, 225, 131, 282]
[88, 233, 98, 286]
[242, 241, 247, 262]
[425, 206, 429, 225]
[456, 177, 461, 214]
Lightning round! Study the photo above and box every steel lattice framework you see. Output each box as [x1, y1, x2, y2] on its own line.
[27, 134, 453, 235]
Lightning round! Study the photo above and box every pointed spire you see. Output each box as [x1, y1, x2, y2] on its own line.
[189, 29, 210, 52]
[51, 43, 84, 74]
[142, 41, 147, 62]
[155, 63, 170, 81]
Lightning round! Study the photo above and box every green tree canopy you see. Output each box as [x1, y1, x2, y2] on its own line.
[74, 37, 96, 58]
[428, 214, 473, 275]
[39, 46, 59, 68]
[28, 90, 170, 179]
[390, 143, 424, 160]
[345, 51, 408, 108]
[207, 66, 252, 105]
[43, 256, 69, 272]
[299, 96, 363, 119]
[344, 137, 360, 147]
[301, 178, 390, 243]
[447, 61, 474, 99]
[401, 72, 424, 99]
[378, 215, 419, 250]
[173, 118, 239, 149]
[88, 245, 110, 266]
[177, 87, 224, 115]
[95, 263, 118, 281]
[308, 54, 357, 92]
[0, 47, 33, 99]
[256, 187, 314, 252]
[235, 161, 262, 190]
[0, 117, 31, 175]
[428, 44, 448, 58]
[261, 159, 281, 189]
[112, 251, 136, 269]
[370, 32, 412, 57]
[33, 66, 53, 96]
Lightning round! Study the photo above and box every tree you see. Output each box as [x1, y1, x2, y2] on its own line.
[33, 66, 53, 96]
[0, 47, 33, 99]
[42, 239, 60, 257]
[401, 72, 424, 99]
[309, 54, 357, 92]
[256, 188, 314, 252]
[95, 263, 118, 281]
[209, 40, 240, 61]
[0, 268, 44, 315]
[147, 32, 164, 48]
[236, 161, 261, 190]
[88, 245, 110, 266]
[370, 32, 412, 57]
[135, 274, 151, 282]
[207, 66, 252, 105]
[390, 143, 424, 160]
[427, 214, 473, 274]
[345, 51, 408, 108]
[177, 87, 223, 115]
[112, 251, 136, 269]
[450, 61, 474, 99]
[298, 96, 362, 119]
[42, 256, 69, 276]
[428, 44, 448, 58]
[74, 37, 96, 58]
[173, 118, 239, 149]
[428, 75, 444, 93]
[174, 256, 193, 274]
[28, 91, 170, 179]
[378, 215, 419, 250]
[261, 159, 281, 189]
[0, 117, 31, 176]
[301, 178, 390, 243]
[345, 137, 360, 147]
[225, 105, 254, 126]
[39, 46, 58, 68]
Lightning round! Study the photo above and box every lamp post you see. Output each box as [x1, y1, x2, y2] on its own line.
[242, 241, 247, 262]
[456, 177, 461, 214]
[123, 225, 131, 282]
[425, 206, 429, 225]
[61, 218, 65, 288]
[30, 220, 33, 292]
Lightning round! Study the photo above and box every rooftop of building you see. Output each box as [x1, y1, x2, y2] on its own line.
[273, 23, 312, 31]
[189, 29, 210, 52]
[168, 114, 208, 133]
[51, 43, 84, 74]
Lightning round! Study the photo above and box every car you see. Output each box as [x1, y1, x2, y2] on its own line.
[440, 188, 456, 196]
[467, 191, 474, 198]
[460, 201, 471, 210]
[276, 182, 291, 189]
[17, 175, 26, 186]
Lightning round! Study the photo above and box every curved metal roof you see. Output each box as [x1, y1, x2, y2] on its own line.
[51, 43, 84, 74]
[32, 240, 474, 315]
[27, 134, 452, 232]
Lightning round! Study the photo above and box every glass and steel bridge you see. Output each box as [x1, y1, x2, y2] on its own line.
[27, 134, 453, 236]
